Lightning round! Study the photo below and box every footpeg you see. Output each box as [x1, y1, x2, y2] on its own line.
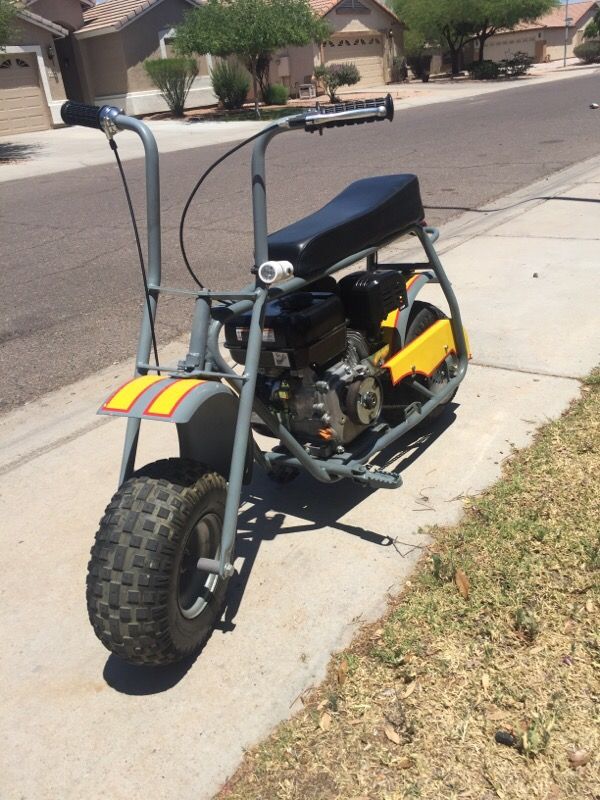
[351, 467, 402, 489]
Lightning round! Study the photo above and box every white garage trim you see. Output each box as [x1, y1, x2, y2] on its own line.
[3, 45, 62, 125]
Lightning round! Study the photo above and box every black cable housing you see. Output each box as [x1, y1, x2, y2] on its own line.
[110, 138, 161, 373]
[178, 127, 270, 290]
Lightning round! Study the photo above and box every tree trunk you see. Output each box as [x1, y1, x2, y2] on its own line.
[478, 36, 486, 62]
[250, 56, 259, 118]
[450, 47, 460, 76]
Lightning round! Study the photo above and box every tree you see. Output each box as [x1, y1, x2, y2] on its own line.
[471, 0, 558, 63]
[393, 0, 480, 75]
[314, 63, 360, 102]
[583, 9, 600, 40]
[176, 0, 329, 116]
[393, 0, 558, 75]
[0, 0, 18, 48]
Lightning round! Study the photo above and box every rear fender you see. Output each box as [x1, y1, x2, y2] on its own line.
[98, 376, 253, 482]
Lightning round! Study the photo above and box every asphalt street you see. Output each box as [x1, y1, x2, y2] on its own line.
[2, 71, 599, 413]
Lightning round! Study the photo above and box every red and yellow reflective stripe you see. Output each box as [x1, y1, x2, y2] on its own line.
[143, 379, 204, 418]
[102, 375, 164, 413]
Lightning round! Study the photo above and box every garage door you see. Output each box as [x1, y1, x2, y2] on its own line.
[323, 35, 385, 87]
[0, 55, 49, 135]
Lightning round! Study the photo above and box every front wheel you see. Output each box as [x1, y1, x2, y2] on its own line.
[86, 458, 231, 665]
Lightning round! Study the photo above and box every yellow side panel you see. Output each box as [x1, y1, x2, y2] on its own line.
[381, 308, 399, 330]
[385, 319, 462, 385]
[102, 375, 164, 413]
[144, 378, 205, 418]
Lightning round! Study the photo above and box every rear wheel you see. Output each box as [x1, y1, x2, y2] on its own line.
[86, 458, 231, 665]
[383, 302, 458, 427]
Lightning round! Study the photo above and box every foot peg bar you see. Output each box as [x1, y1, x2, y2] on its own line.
[197, 558, 235, 577]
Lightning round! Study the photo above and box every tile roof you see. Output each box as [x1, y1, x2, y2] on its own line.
[80, 0, 161, 33]
[517, 0, 598, 30]
[309, 0, 400, 23]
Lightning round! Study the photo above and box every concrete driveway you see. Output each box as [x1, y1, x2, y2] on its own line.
[0, 157, 599, 800]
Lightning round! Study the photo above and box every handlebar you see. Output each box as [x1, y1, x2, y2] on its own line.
[61, 94, 394, 138]
[289, 94, 394, 132]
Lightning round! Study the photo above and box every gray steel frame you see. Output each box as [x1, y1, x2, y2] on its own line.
[111, 113, 469, 577]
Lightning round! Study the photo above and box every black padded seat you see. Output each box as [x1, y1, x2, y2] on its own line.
[267, 174, 424, 277]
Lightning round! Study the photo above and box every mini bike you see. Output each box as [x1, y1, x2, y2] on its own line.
[60, 96, 469, 665]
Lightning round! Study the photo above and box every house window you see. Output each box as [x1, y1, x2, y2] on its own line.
[0, 59, 11, 68]
[158, 28, 211, 76]
[336, 0, 371, 13]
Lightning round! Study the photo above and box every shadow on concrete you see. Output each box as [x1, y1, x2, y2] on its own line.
[102, 404, 457, 694]
[103, 651, 198, 695]
[222, 405, 457, 633]
[0, 142, 40, 163]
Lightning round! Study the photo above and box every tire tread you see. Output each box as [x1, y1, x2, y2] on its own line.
[86, 458, 227, 665]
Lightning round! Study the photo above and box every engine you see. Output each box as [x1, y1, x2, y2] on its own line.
[224, 270, 406, 452]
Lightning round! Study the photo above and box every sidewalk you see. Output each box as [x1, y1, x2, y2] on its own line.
[0, 157, 599, 800]
[1, 60, 598, 183]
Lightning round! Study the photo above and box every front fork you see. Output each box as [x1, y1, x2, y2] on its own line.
[196, 287, 269, 577]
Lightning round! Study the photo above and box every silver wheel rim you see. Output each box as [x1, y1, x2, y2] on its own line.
[178, 512, 221, 619]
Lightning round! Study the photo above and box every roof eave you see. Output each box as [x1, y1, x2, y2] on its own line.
[17, 8, 69, 37]
[77, 0, 201, 39]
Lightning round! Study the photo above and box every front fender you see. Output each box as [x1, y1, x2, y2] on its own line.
[99, 376, 253, 482]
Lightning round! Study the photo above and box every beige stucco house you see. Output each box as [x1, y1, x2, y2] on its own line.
[75, 0, 213, 114]
[1, 0, 404, 136]
[483, 0, 599, 63]
[273, 0, 404, 94]
[1, 0, 87, 133]
[1, 0, 212, 135]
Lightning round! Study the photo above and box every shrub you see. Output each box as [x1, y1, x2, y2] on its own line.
[264, 82, 289, 105]
[501, 51, 533, 78]
[574, 41, 600, 64]
[468, 53, 532, 81]
[314, 63, 360, 102]
[391, 55, 408, 83]
[144, 57, 198, 117]
[468, 59, 500, 80]
[210, 60, 250, 110]
[406, 53, 432, 82]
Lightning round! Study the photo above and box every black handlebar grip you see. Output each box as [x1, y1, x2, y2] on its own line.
[60, 101, 104, 129]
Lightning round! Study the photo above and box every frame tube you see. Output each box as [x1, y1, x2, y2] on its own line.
[113, 115, 162, 485]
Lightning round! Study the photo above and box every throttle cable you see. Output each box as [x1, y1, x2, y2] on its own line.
[178, 127, 272, 291]
[109, 138, 161, 373]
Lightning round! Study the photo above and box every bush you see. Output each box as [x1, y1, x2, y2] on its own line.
[406, 53, 432, 82]
[263, 83, 289, 105]
[144, 57, 198, 117]
[210, 60, 250, 110]
[468, 52, 532, 81]
[574, 41, 600, 64]
[314, 63, 360, 102]
[391, 56, 408, 83]
[501, 51, 533, 78]
[468, 59, 500, 80]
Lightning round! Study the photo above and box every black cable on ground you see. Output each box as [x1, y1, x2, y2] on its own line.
[110, 138, 160, 373]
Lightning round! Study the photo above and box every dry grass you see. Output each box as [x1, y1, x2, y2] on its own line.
[219, 371, 600, 800]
